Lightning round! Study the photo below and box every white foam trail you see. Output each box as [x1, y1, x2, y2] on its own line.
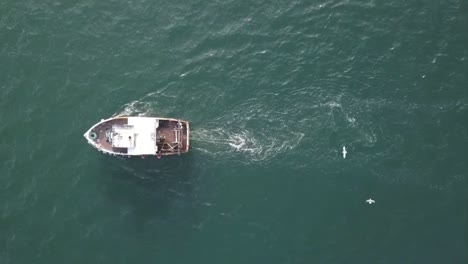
[192, 128, 304, 164]
[114, 100, 153, 117]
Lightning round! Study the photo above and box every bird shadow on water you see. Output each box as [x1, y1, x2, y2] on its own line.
[96, 153, 199, 232]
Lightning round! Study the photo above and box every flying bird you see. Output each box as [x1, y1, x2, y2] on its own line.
[366, 198, 375, 204]
[342, 146, 347, 159]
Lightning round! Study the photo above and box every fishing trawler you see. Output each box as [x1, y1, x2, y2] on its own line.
[83, 116, 190, 157]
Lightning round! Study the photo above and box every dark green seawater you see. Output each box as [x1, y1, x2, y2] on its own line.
[1, 0, 467, 263]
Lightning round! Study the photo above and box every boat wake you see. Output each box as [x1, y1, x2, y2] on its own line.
[191, 127, 304, 164]
[114, 100, 163, 117]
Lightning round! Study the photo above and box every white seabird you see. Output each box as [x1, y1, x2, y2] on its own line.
[366, 198, 375, 204]
[342, 146, 347, 159]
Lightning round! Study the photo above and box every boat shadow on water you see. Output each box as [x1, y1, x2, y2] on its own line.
[96, 153, 199, 229]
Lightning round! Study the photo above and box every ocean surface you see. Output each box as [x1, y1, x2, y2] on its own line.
[1, 0, 467, 263]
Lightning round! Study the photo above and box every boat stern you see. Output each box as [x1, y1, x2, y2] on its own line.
[185, 121, 190, 151]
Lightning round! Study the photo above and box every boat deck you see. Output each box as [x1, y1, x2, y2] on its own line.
[89, 117, 188, 155]
[94, 118, 128, 153]
[156, 120, 188, 154]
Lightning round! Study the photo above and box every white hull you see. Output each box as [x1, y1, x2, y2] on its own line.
[84, 116, 190, 157]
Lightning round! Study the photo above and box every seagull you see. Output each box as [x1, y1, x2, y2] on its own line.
[342, 146, 347, 159]
[366, 198, 375, 204]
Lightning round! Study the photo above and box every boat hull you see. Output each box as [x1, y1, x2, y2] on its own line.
[83, 116, 190, 157]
